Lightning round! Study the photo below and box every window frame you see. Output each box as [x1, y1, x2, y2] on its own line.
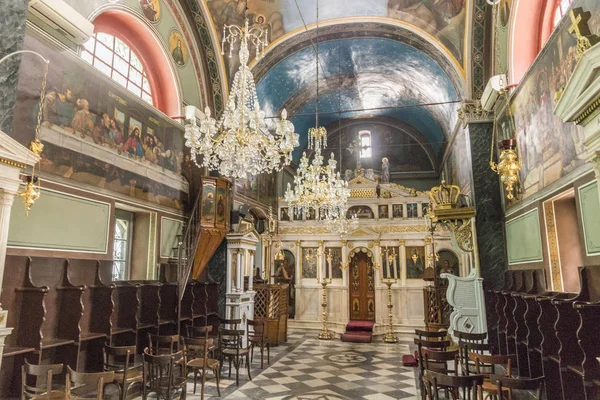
[359, 130, 372, 159]
[81, 32, 154, 105]
[112, 209, 135, 281]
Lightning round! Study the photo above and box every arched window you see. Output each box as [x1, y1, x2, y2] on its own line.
[553, 0, 573, 28]
[82, 33, 153, 104]
[359, 130, 372, 159]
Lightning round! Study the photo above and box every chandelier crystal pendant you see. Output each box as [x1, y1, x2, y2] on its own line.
[184, 19, 299, 179]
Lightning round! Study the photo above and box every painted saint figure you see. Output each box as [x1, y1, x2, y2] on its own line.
[172, 39, 185, 66]
[381, 157, 390, 183]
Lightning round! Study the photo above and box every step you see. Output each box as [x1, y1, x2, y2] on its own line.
[341, 331, 373, 343]
[345, 320, 375, 333]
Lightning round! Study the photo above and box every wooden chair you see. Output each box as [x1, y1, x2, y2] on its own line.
[423, 348, 459, 376]
[186, 324, 216, 356]
[182, 327, 221, 399]
[455, 330, 488, 374]
[461, 342, 494, 376]
[147, 333, 180, 355]
[247, 319, 270, 369]
[218, 318, 241, 330]
[21, 361, 65, 400]
[423, 370, 484, 400]
[65, 367, 115, 400]
[219, 328, 251, 386]
[470, 353, 515, 400]
[414, 336, 451, 400]
[103, 345, 143, 400]
[489, 375, 545, 399]
[415, 329, 449, 341]
[142, 348, 187, 400]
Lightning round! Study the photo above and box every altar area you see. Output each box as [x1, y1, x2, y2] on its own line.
[264, 172, 477, 341]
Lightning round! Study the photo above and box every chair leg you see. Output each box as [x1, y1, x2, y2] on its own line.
[228, 357, 232, 378]
[250, 343, 254, 363]
[260, 344, 264, 369]
[201, 368, 207, 400]
[194, 369, 198, 394]
[215, 366, 222, 397]
[247, 354, 252, 381]
[235, 356, 240, 386]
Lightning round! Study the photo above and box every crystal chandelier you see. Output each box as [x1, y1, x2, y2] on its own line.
[184, 19, 299, 179]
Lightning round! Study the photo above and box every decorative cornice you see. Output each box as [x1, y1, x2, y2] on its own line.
[575, 97, 600, 124]
[457, 101, 494, 126]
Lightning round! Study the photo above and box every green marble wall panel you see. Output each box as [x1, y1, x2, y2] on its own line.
[579, 181, 600, 256]
[506, 208, 544, 264]
[8, 188, 111, 253]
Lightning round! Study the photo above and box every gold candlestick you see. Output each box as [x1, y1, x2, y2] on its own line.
[317, 278, 334, 340]
[383, 279, 398, 343]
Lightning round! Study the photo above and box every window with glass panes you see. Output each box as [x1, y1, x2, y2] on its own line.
[112, 210, 134, 281]
[359, 130, 372, 159]
[81, 33, 153, 104]
[553, 0, 573, 27]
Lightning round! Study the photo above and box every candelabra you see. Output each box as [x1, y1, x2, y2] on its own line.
[317, 277, 334, 340]
[382, 278, 398, 343]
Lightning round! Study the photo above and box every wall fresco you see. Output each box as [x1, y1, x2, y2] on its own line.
[445, 127, 472, 196]
[12, 33, 188, 209]
[500, 0, 600, 203]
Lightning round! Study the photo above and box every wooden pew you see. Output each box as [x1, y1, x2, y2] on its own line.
[492, 270, 516, 355]
[504, 270, 524, 357]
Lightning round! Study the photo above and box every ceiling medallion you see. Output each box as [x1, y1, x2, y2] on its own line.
[184, 18, 298, 178]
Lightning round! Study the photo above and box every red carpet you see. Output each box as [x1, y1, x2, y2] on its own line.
[341, 320, 375, 342]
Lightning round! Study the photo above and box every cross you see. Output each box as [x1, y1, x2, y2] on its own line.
[569, 7, 593, 39]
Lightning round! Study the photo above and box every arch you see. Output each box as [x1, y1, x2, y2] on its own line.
[509, 0, 569, 85]
[91, 10, 181, 117]
[348, 247, 376, 265]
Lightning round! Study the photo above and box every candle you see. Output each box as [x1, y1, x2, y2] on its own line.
[328, 252, 333, 280]
[385, 247, 391, 279]
[393, 253, 398, 279]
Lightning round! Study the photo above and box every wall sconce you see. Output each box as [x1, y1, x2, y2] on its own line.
[491, 139, 521, 200]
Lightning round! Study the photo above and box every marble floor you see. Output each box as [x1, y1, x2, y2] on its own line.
[193, 330, 419, 399]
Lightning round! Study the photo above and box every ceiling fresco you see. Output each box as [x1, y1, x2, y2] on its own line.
[206, 0, 467, 65]
[255, 37, 459, 159]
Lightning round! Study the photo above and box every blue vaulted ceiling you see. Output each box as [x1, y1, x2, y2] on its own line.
[255, 37, 460, 161]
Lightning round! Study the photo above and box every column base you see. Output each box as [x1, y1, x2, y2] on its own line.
[318, 330, 334, 340]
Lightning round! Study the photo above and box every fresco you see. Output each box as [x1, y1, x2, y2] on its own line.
[501, 0, 600, 203]
[139, 0, 161, 22]
[206, 0, 466, 64]
[446, 127, 472, 195]
[13, 34, 188, 209]
[201, 181, 216, 225]
[437, 249, 459, 276]
[235, 172, 277, 208]
[169, 30, 188, 66]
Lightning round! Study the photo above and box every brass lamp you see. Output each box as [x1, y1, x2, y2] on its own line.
[491, 139, 521, 200]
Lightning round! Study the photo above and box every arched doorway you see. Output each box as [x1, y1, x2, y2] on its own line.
[349, 248, 376, 321]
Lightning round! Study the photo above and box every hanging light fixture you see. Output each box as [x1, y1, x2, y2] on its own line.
[282, 2, 354, 234]
[184, 16, 299, 179]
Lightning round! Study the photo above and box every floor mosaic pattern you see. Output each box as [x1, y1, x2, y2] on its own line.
[194, 330, 418, 399]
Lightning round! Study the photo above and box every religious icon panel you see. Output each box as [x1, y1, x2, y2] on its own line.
[406, 246, 426, 279]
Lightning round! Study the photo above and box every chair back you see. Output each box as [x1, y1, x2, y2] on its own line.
[103, 345, 136, 372]
[423, 370, 484, 400]
[147, 333, 180, 354]
[142, 348, 186, 395]
[186, 324, 213, 338]
[469, 353, 515, 378]
[219, 328, 245, 354]
[218, 318, 241, 330]
[247, 319, 266, 339]
[459, 341, 493, 375]
[66, 366, 115, 400]
[415, 329, 448, 340]
[423, 348, 459, 376]
[489, 375, 545, 398]
[21, 361, 64, 400]
[455, 330, 487, 343]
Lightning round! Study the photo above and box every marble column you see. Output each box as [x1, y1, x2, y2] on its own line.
[399, 240, 406, 285]
[248, 250, 254, 291]
[236, 251, 243, 291]
[0, 0, 29, 134]
[295, 240, 301, 284]
[468, 123, 507, 290]
[341, 240, 348, 287]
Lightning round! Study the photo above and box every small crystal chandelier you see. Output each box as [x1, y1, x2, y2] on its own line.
[184, 18, 298, 179]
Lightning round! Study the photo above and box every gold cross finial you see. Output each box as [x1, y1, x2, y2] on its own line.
[568, 7, 600, 60]
[569, 8, 592, 39]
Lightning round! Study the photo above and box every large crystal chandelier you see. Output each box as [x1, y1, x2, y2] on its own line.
[184, 19, 298, 178]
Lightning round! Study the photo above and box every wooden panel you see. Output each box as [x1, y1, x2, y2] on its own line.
[349, 252, 375, 321]
[579, 181, 600, 256]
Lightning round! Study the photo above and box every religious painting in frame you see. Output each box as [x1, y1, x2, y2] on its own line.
[139, 0, 160, 22]
[201, 180, 216, 226]
[406, 246, 426, 279]
[216, 185, 227, 225]
[437, 250, 459, 276]
[347, 205, 374, 219]
[378, 205, 389, 219]
[326, 247, 343, 279]
[301, 247, 318, 279]
[169, 30, 188, 66]
[381, 246, 400, 280]
[392, 204, 403, 218]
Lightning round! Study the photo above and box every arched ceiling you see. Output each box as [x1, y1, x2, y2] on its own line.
[255, 36, 460, 159]
[203, 0, 468, 170]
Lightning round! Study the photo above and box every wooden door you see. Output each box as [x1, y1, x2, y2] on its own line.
[349, 251, 375, 321]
